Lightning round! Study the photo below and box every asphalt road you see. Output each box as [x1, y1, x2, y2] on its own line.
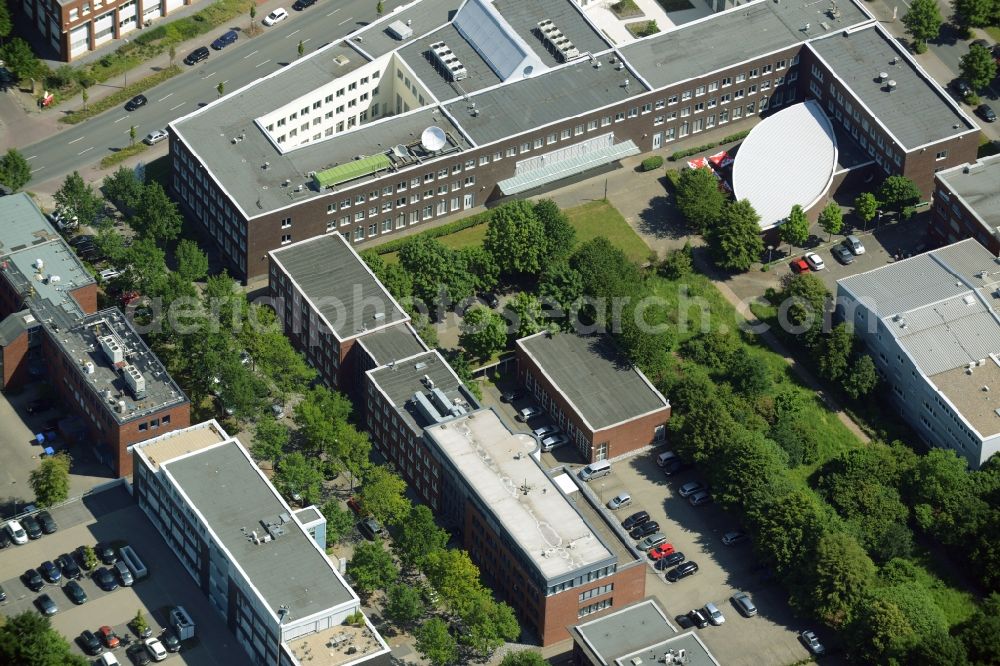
[18, 0, 406, 186]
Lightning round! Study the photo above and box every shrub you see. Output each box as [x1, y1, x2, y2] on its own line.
[370, 210, 492, 255]
[100, 143, 149, 169]
[60, 66, 182, 124]
[641, 155, 664, 171]
[669, 143, 715, 161]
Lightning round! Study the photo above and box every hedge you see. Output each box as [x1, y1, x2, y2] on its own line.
[369, 210, 493, 255]
[60, 66, 182, 124]
[100, 143, 149, 169]
[667, 129, 751, 161]
[641, 155, 664, 171]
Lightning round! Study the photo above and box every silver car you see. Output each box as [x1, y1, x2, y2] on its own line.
[607, 492, 631, 510]
[637, 532, 668, 550]
[731, 591, 757, 617]
[143, 129, 168, 146]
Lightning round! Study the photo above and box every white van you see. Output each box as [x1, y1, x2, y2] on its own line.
[579, 460, 611, 481]
[98, 652, 120, 666]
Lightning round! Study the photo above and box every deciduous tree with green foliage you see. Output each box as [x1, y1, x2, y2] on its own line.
[250, 415, 289, 465]
[674, 166, 726, 233]
[1, 38, 43, 86]
[842, 353, 878, 398]
[359, 466, 411, 526]
[538, 260, 583, 320]
[460, 305, 507, 359]
[878, 175, 921, 213]
[902, 0, 942, 52]
[273, 452, 324, 505]
[415, 617, 458, 666]
[953, 0, 994, 31]
[55, 171, 103, 227]
[347, 541, 398, 595]
[484, 199, 547, 275]
[779, 204, 810, 253]
[809, 531, 877, 628]
[319, 499, 355, 547]
[0, 612, 87, 666]
[727, 347, 772, 397]
[175, 239, 209, 283]
[461, 595, 520, 657]
[816, 323, 854, 381]
[29, 453, 71, 507]
[780, 272, 831, 347]
[501, 651, 550, 666]
[384, 583, 426, 627]
[661, 241, 693, 279]
[958, 592, 1000, 664]
[746, 488, 828, 575]
[961, 42, 998, 91]
[0, 148, 31, 191]
[708, 198, 764, 271]
[102, 166, 144, 213]
[132, 181, 183, 242]
[534, 198, 576, 260]
[818, 201, 844, 240]
[424, 547, 484, 617]
[394, 504, 449, 570]
[294, 385, 352, 455]
[854, 191, 878, 227]
[504, 292, 545, 339]
[0, 1, 12, 42]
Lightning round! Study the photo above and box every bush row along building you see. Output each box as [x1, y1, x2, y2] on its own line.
[268, 231, 672, 644]
[169, 0, 978, 281]
[0, 193, 189, 476]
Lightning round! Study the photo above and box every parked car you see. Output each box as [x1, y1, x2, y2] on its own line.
[64, 580, 88, 605]
[799, 630, 825, 655]
[40, 560, 62, 583]
[479, 292, 500, 308]
[731, 591, 758, 617]
[115, 560, 134, 586]
[517, 405, 542, 421]
[23, 568, 44, 591]
[95, 542, 117, 565]
[654, 551, 686, 570]
[143, 129, 168, 146]
[78, 629, 103, 655]
[607, 492, 632, 510]
[678, 481, 706, 498]
[951, 78, 973, 98]
[666, 561, 699, 582]
[35, 593, 58, 616]
[128, 644, 152, 665]
[648, 543, 676, 560]
[541, 433, 569, 452]
[844, 235, 865, 254]
[293, 0, 316, 8]
[662, 459, 685, 476]
[358, 517, 384, 540]
[100, 268, 122, 281]
[21, 514, 43, 539]
[831, 244, 854, 265]
[99, 625, 121, 648]
[0, 529, 10, 549]
[687, 608, 709, 628]
[93, 566, 119, 592]
[145, 637, 168, 661]
[621, 510, 649, 531]
[630, 521, 659, 540]
[0, 584, 5, 601]
[722, 530, 749, 546]
[978, 104, 997, 123]
[790, 257, 810, 273]
[6, 520, 28, 545]
[211, 30, 238, 50]
[532, 423, 559, 438]
[271, 403, 286, 419]
[704, 601, 725, 625]
[36, 510, 57, 534]
[637, 533, 668, 551]
[183, 46, 209, 65]
[674, 613, 695, 629]
[688, 490, 712, 507]
[804, 252, 825, 271]
[124, 94, 148, 111]
[501, 389, 525, 403]
[971, 38, 990, 50]
[159, 630, 181, 653]
[68, 234, 95, 248]
[263, 7, 288, 25]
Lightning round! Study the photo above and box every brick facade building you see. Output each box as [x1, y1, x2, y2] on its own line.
[931, 155, 1000, 253]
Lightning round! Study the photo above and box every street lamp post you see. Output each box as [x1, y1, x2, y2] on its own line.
[766, 245, 774, 265]
[123, 39, 130, 89]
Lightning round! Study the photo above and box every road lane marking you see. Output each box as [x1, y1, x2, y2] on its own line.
[26, 155, 37, 160]
[287, 29, 300, 38]
[114, 116, 128, 123]
[243, 50, 259, 59]
[301, 38, 311, 44]
[170, 103, 185, 111]
[159, 92, 174, 102]
[31, 166, 45, 173]
[202, 71, 217, 79]
[256, 59, 271, 68]
[327, 7, 341, 15]
[338, 16, 353, 25]
[78, 147, 94, 155]
[68, 137, 85, 144]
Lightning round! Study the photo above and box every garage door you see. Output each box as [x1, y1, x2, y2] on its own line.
[165, 0, 183, 13]
[70, 23, 90, 58]
[93, 10, 115, 47]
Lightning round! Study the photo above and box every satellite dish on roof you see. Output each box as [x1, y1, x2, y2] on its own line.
[393, 144, 409, 158]
[420, 126, 447, 152]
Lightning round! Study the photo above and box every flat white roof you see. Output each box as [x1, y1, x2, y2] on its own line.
[426, 409, 612, 581]
[732, 100, 837, 230]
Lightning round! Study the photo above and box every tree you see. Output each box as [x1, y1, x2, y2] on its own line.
[250, 415, 289, 464]
[359, 466, 411, 526]
[217, 81, 224, 97]
[460, 306, 507, 359]
[129, 124, 136, 147]
[132, 181, 183, 242]
[878, 175, 921, 213]
[273, 452, 324, 505]
[675, 166, 726, 233]
[854, 191, 878, 227]
[29, 453, 70, 507]
[909, 629, 970, 666]
[415, 618, 458, 666]
[394, 504, 449, 569]
[102, 165, 144, 212]
[376, 0, 385, 16]
[297, 39, 305, 58]
[0, 612, 87, 666]
[458, 245, 500, 293]
[818, 201, 844, 240]
[958, 592, 1000, 665]
[0, 1, 11, 42]
[779, 204, 810, 253]
[504, 292, 544, 339]
[347, 541, 398, 594]
[80, 545, 98, 570]
[81, 87, 88, 112]
[661, 241, 693, 279]
[132, 610, 150, 636]
[1, 38, 42, 86]
[727, 347, 772, 397]
[816, 323, 854, 381]
[538, 260, 582, 320]
[483, 199, 547, 276]
[842, 353, 878, 398]
[961, 42, 998, 92]
[424, 548, 485, 617]
[399, 235, 476, 306]
[175, 239, 209, 283]
[533, 199, 576, 260]
[55, 171, 103, 227]
[954, 0, 994, 31]
[902, 0, 942, 52]
[708, 198, 764, 271]
[746, 488, 829, 575]
[780, 272, 831, 347]
[847, 592, 916, 664]
[809, 531, 877, 628]
[0, 148, 31, 191]
[384, 583, 426, 627]
[121, 236, 168, 296]
[461, 595, 520, 656]
[319, 499, 355, 547]
[501, 651, 550, 666]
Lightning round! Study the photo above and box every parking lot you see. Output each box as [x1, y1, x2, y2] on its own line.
[0, 484, 242, 665]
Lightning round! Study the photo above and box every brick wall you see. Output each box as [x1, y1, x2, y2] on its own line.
[1, 328, 30, 390]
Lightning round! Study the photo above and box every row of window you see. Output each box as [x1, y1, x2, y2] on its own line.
[578, 583, 613, 603]
[578, 598, 613, 618]
[266, 72, 381, 131]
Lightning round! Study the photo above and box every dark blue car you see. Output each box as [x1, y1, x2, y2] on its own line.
[212, 30, 238, 50]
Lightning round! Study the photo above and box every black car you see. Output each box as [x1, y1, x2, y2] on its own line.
[211, 30, 238, 50]
[183, 46, 210, 65]
[64, 580, 87, 605]
[479, 292, 500, 308]
[125, 94, 148, 111]
[666, 560, 699, 582]
[35, 593, 58, 616]
[68, 234, 95, 247]
[621, 510, 650, 531]
[687, 608, 709, 628]
[674, 613, 695, 629]
[293, 0, 316, 9]
[500, 389, 525, 403]
[951, 78, 973, 98]
[93, 566, 119, 592]
[977, 104, 997, 123]
[654, 551, 686, 570]
[0, 584, 6, 601]
[36, 510, 57, 534]
[630, 521, 659, 540]
[40, 560, 62, 583]
[78, 629, 102, 655]
[831, 244, 854, 265]
[160, 630, 181, 652]
[971, 38, 990, 50]
[662, 459, 685, 476]
[23, 568, 44, 592]
[128, 643, 152, 665]
[57, 553, 82, 580]
[21, 514, 43, 539]
[0, 528, 11, 549]
[95, 542, 117, 565]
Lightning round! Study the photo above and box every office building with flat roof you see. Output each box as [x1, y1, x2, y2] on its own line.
[132, 421, 391, 666]
[0, 193, 189, 476]
[170, 0, 976, 281]
[515, 331, 670, 462]
[932, 155, 1000, 253]
[837, 238, 1000, 468]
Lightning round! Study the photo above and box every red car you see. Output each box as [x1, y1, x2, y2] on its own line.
[648, 543, 676, 560]
[790, 257, 810, 273]
[98, 625, 120, 648]
[347, 497, 364, 516]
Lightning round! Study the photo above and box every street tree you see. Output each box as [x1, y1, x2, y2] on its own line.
[0, 148, 31, 191]
[384, 583, 426, 627]
[854, 191, 878, 227]
[29, 453, 71, 507]
[877, 175, 921, 213]
[249, 415, 289, 465]
[294, 385, 352, 454]
[675, 166, 726, 233]
[217, 81, 224, 97]
[809, 531, 877, 628]
[461, 595, 520, 657]
[297, 39, 305, 58]
[504, 292, 544, 339]
[376, 0, 385, 16]
[319, 499, 355, 547]
[483, 199, 547, 275]
[169, 44, 176, 66]
[175, 239, 209, 283]
[779, 204, 810, 253]
[460, 306, 507, 359]
[0, 612, 87, 666]
[273, 452, 324, 505]
[81, 87, 88, 112]
[132, 610, 150, 636]
[953, 0, 994, 31]
[780, 272, 831, 347]
[415, 618, 458, 666]
[102, 165, 144, 212]
[843, 353, 878, 398]
[132, 181, 183, 242]
[708, 198, 764, 271]
[424, 547, 485, 617]
[394, 504, 449, 570]
[902, 0, 942, 52]
[359, 466, 411, 526]
[129, 124, 136, 147]
[347, 541, 398, 595]
[961, 42, 997, 92]
[533, 198, 576, 260]
[1, 38, 43, 87]
[55, 171, 103, 227]
[818, 201, 844, 240]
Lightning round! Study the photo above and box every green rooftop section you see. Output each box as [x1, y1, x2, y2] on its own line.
[313, 154, 392, 189]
